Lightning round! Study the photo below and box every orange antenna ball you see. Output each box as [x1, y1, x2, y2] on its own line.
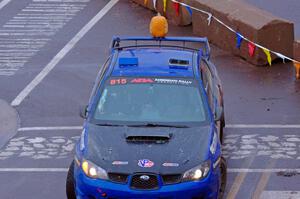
[150, 14, 168, 38]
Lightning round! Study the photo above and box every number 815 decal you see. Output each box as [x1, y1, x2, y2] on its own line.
[110, 78, 127, 85]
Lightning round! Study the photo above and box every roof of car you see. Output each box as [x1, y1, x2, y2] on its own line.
[111, 48, 196, 77]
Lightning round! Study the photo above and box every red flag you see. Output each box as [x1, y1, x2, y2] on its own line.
[173, 2, 180, 16]
[248, 42, 256, 57]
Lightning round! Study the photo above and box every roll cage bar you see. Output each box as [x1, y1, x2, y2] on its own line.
[110, 36, 211, 60]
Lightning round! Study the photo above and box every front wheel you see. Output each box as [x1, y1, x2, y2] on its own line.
[217, 119, 225, 144]
[66, 161, 76, 199]
[218, 157, 227, 199]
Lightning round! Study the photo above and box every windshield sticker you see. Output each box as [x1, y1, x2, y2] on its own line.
[110, 78, 127, 85]
[108, 78, 194, 86]
[130, 78, 154, 84]
[162, 162, 179, 167]
[138, 159, 154, 168]
[112, 161, 129, 165]
[154, 78, 193, 85]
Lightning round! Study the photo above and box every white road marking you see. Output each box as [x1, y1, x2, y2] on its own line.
[228, 168, 300, 173]
[260, 191, 300, 199]
[0, 168, 68, 172]
[0, 168, 298, 173]
[0, 0, 12, 10]
[226, 124, 300, 129]
[11, 0, 119, 106]
[0, 0, 89, 76]
[18, 126, 82, 131]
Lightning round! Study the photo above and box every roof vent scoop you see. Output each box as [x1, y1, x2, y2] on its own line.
[169, 59, 189, 70]
[119, 57, 138, 67]
[125, 134, 172, 144]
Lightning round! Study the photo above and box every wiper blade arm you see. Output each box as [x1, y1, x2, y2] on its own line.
[128, 123, 189, 128]
[96, 123, 124, 127]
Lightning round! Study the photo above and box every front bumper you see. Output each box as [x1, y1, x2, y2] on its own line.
[74, 165, 220, 199]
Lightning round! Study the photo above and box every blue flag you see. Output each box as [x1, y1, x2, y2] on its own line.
[236, 32, 243, 49]
[185, 6, 192, 16]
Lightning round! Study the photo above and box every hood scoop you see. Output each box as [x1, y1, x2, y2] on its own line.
[125, 132, 172, 144]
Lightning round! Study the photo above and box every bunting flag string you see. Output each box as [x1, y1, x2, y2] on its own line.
[173, 2, 180, 16]
[185, 5, 192, 16]
[295, 62, 300, 79]
[248, 42, 256, 57]
[153, 0, 157, 10]
[236, 32, 243, 49]
[263, 48, 272, 66]
[207, 13, 212, 26]
[274, 52, 287, 63]
[163, 0, 167, 13]
[169, 0, 300, 77]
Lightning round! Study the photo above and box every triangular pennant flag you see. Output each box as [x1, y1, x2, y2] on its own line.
[144, 0, 148, 5]
[207, 13, 212, 26]
[163, 0, 167, 13]
[152, 0, 157, 10]
[236, 32, 243, 49]
[173, 2, 180, 16]
[185, 5, 192, 16]
[263, 48, 272, 66]
[294, 62, 300, 79]
[248, 42, 256, 57]
[274, 52, 286, 64]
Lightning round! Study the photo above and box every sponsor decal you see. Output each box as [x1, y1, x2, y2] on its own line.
[130, 78, 154, 84]
[162, 162, 179, 167]
[112, 161, 128, 165]
[110, 78, 127, 85]
[154, 78, 193, 85]
[138, 159, 154, 168]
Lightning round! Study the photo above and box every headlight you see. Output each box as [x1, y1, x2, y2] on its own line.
[182, 160, 211, 182]
[81, 160, 108, 180]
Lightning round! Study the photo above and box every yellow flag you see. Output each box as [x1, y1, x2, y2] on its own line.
[144, 0, 148, 5]
[263, 48, 272, 66]
[294, 62, 300, 79]
[163, 0, 167, 13]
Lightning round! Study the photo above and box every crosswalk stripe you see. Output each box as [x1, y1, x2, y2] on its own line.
[259, 191, 300, 199]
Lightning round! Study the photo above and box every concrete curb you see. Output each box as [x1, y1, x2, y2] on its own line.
[131, 0, 295, 66]
[0, 99, 19, 150]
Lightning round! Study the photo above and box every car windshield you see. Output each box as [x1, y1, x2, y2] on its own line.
[93, 77, 207, 125]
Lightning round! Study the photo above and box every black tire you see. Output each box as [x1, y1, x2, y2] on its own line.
[219, 118, 225, 144]
[218, 157, 227, 199]
[66, 161, 76, 199]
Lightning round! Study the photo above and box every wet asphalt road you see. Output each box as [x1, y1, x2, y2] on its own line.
[0, 0, 300, 199]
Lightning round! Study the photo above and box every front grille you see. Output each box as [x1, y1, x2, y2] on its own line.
[161, 174, 182, 185]
[108, 173, 128, 184]
[130, 173, 159, 190]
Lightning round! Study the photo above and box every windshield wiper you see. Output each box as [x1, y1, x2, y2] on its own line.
[95, 123, 125, 127]
[128, 123, 189, 128]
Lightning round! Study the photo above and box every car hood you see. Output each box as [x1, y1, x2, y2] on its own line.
[85, 123, 212, 174]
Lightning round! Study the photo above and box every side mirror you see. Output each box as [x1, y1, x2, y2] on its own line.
[214, 106, 223, 122]
[79, 105, 88, 119]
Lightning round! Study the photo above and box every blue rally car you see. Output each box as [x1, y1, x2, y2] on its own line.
[66, 36, 226, 199]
